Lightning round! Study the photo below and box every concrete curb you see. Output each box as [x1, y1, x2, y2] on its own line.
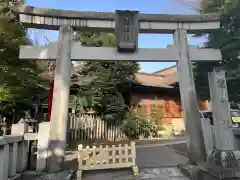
[165, 145, 189, 157]
[136, 140, 187, 149]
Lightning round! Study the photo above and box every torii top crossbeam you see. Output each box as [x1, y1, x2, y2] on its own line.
[11, 5, 220, 33]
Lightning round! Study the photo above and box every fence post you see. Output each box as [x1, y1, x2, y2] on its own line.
[131, 141, 138, 176]
[36, 122, 51, 172]
[8, 142, 18, 177]
[118, 144, 122, 163]
[0, 137, 8, 180]
[77, 144, 83, 179]
[131, 142, 136, 165]
[3, 143, 9, 179]
[11, 122, 29, 171]
[16, 140, 26, 173]
[124, 144, 128, 161]
[11, 122, 29, 135]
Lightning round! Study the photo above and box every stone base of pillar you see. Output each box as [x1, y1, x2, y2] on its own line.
[198, 163, 240, 180]
[178, 149, 240, 180]
[197, 162, 240, 180]
[178, 163, 240, 180]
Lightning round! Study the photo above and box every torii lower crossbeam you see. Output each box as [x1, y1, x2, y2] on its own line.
[20, 43, 221, 62]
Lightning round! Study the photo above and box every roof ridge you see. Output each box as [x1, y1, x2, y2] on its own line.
[152, 65, 177, 74]
[136, 72, 165, 77]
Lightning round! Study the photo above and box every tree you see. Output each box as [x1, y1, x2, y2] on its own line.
[0, 0, 47, 121]
[175, 0, 240, 101]
[193, 0, 240, 101]
[172, 0, 201, 11]
[74, 32, 116, 47]
[72, 31, 139, 124]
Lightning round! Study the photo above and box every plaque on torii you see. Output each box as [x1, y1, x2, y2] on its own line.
[115, 10, 139, 52]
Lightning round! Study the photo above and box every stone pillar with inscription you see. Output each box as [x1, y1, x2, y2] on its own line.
[197, 68, 240, 180]
[208, 68, 235, 150]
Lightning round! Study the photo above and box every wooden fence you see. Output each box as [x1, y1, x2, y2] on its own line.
[77, 141, 138, 179]
[67, 113, 127, 148]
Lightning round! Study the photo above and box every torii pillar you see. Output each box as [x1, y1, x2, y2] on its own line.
[47, 26, 73, 172]
[174, 29, 206, 163]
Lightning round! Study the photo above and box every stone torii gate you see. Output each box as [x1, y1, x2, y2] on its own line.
[12, 5, 221, 172]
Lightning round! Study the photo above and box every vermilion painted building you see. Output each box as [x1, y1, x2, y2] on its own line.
[130, 65, 209, 128]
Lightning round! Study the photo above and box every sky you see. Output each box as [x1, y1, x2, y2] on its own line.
[25, 0, 206, 73]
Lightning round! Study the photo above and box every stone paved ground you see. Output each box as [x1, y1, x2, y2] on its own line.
[83, 167, 189, 180]
[21, 170, 74, 180]
[136, 144, 188, 168]
[65, 140, 189, 179]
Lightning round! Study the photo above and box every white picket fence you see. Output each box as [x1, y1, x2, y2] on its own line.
[77, 141, 138, 179]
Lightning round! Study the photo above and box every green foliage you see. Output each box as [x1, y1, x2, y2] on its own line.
[193, 0, 240, 101]
[149, 107, 164, 125]
[120, 111, 140, 139]
[0, 0, 47, 120]
[121, 110, 164, 139]
[72, 32, 139, 123]
[200, 0, 239, 13]
[74, 32, 116, 47]
[121, 110, 147, 139]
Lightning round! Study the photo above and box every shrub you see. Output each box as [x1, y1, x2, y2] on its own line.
[121, 109, 164, 139]
[121, 110, 140, 139]
[149, 107, 164, 125]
